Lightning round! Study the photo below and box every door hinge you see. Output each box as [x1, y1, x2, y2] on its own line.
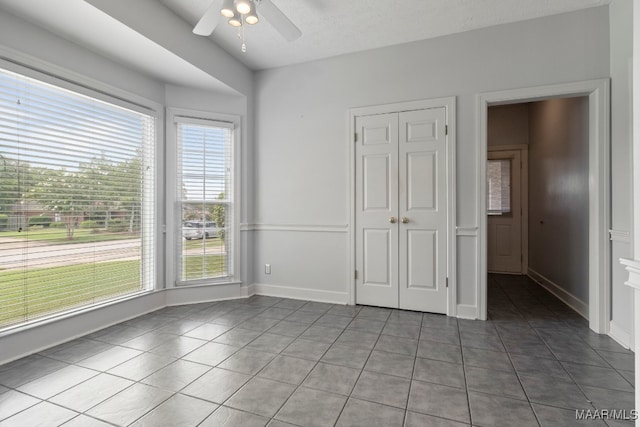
[355, 270, 358, 280]
[446, 277, 449, 288]
[354, 133, 358, 143]
[445, 125, 448, 135]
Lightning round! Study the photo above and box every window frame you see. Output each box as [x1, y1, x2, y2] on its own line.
[0, 56, 163, 331]
[165, 108, 241, 287]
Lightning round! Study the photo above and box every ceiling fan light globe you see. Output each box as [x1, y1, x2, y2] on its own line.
[235, 0, 252, 15]
[220, 0, 235, 18]
[245, 13, 259, 25]
[228, 17, 242, 27]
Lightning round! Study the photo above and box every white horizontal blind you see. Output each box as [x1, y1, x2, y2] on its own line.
[0, 67, 155, 329]
[487, 159, 511, 215]
[176, 120, 232, 283]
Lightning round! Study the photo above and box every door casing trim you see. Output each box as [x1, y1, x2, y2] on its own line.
[477, 79, 610, 333]
[348, 97, 457, 315]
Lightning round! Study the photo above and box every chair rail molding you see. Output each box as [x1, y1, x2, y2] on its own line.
[610, 229, 631, 243]
[456, 226, 478, 237]
[621, 258, 640, 290]
[240, 223, 348, 233]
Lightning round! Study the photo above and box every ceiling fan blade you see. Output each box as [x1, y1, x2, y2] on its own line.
[259, 0, 302, 41]
[193, 0, 222, 36]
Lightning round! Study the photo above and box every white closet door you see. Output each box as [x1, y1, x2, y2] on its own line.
[355, 108, 448, 314]
[355, 113, 399, 307]
[398, 108, 448, 313]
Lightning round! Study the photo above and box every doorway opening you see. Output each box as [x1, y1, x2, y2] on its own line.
[478, 80, 610, 334]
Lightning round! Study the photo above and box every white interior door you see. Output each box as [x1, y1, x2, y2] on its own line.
[398, 108, 448, 312]
[355, 108, 448, 313]
[355, 113, 399, 307]
[487, 150, 522, 273]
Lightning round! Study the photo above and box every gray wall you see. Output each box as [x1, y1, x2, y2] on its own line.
[488, 104, 529, 147]
[254, 7, 609, 309]
[528, 97, 590, 303]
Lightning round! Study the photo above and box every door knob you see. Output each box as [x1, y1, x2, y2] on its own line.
[401, 217, 410, 224]
[389, 217, 397, 224]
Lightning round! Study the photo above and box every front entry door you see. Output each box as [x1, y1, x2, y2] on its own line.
[355, 107, 448, 313]
[487, 150, 522, 273]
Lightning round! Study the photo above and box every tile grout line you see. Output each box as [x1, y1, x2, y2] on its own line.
[209, 302, 347, 426]
[402, 309, 425, 426]
[493, 275, 609, 423]
[329, 307, 392, 427]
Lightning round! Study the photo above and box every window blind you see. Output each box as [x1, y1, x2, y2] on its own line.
[487, 159, 511, 215]
[176, 120, 233, 283]
[0, 66, 156, 329]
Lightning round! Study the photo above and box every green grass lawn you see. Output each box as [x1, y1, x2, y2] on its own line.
[183, 254, 226, 280]
[0, 260, 141, 328]
[0, 255, 227, 328]
[183, 237, 224, 250]
[0, 227, 140, 244]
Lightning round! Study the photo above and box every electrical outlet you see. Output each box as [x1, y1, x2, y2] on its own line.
[265, 264, 271, 274]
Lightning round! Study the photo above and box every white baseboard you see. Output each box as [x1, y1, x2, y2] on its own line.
[527, 268, 588, 319]
[241, 283, 255, 298]
[456, 304, 478, 319]
[252, 283, 349, 305]
[165, 282, 245, 306]
[609, 320, 633, 350]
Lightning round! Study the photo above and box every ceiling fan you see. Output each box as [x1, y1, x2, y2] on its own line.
[193, 0, 302, 43]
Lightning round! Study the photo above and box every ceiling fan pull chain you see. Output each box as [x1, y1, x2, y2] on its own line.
[241, 24, 247, 52]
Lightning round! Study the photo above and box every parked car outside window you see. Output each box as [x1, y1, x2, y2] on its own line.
[183, 221, 220, 240]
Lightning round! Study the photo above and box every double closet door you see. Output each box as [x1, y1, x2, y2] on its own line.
[355, 107, 448, 313]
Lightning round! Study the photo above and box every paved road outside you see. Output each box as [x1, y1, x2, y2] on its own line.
[0, 238, 225, 271]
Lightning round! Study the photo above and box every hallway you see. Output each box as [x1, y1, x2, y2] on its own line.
[487, 273, 634, 425]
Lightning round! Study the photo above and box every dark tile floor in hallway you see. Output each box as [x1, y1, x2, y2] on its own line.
[0, 274, 634, 426]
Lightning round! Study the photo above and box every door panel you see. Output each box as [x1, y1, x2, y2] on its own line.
[398, 108, 448, 313]
[407, 229, 437, 289]
[355, 113, 399, 307]
[363, 229, 392, 285]
[363, 155, 391, 210]
[496, 224, 512, 256]
[364, 125, 392, 145]
[406, 120, 437, 142]
[487, 150, 522, 273]
[407, 152, 437, 210]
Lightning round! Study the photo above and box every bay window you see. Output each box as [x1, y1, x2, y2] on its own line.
[0, 64, 156, 329]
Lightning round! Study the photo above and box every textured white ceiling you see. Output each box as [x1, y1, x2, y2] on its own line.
[0, 0, 612, 82]
[161, 0, 611, 70]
